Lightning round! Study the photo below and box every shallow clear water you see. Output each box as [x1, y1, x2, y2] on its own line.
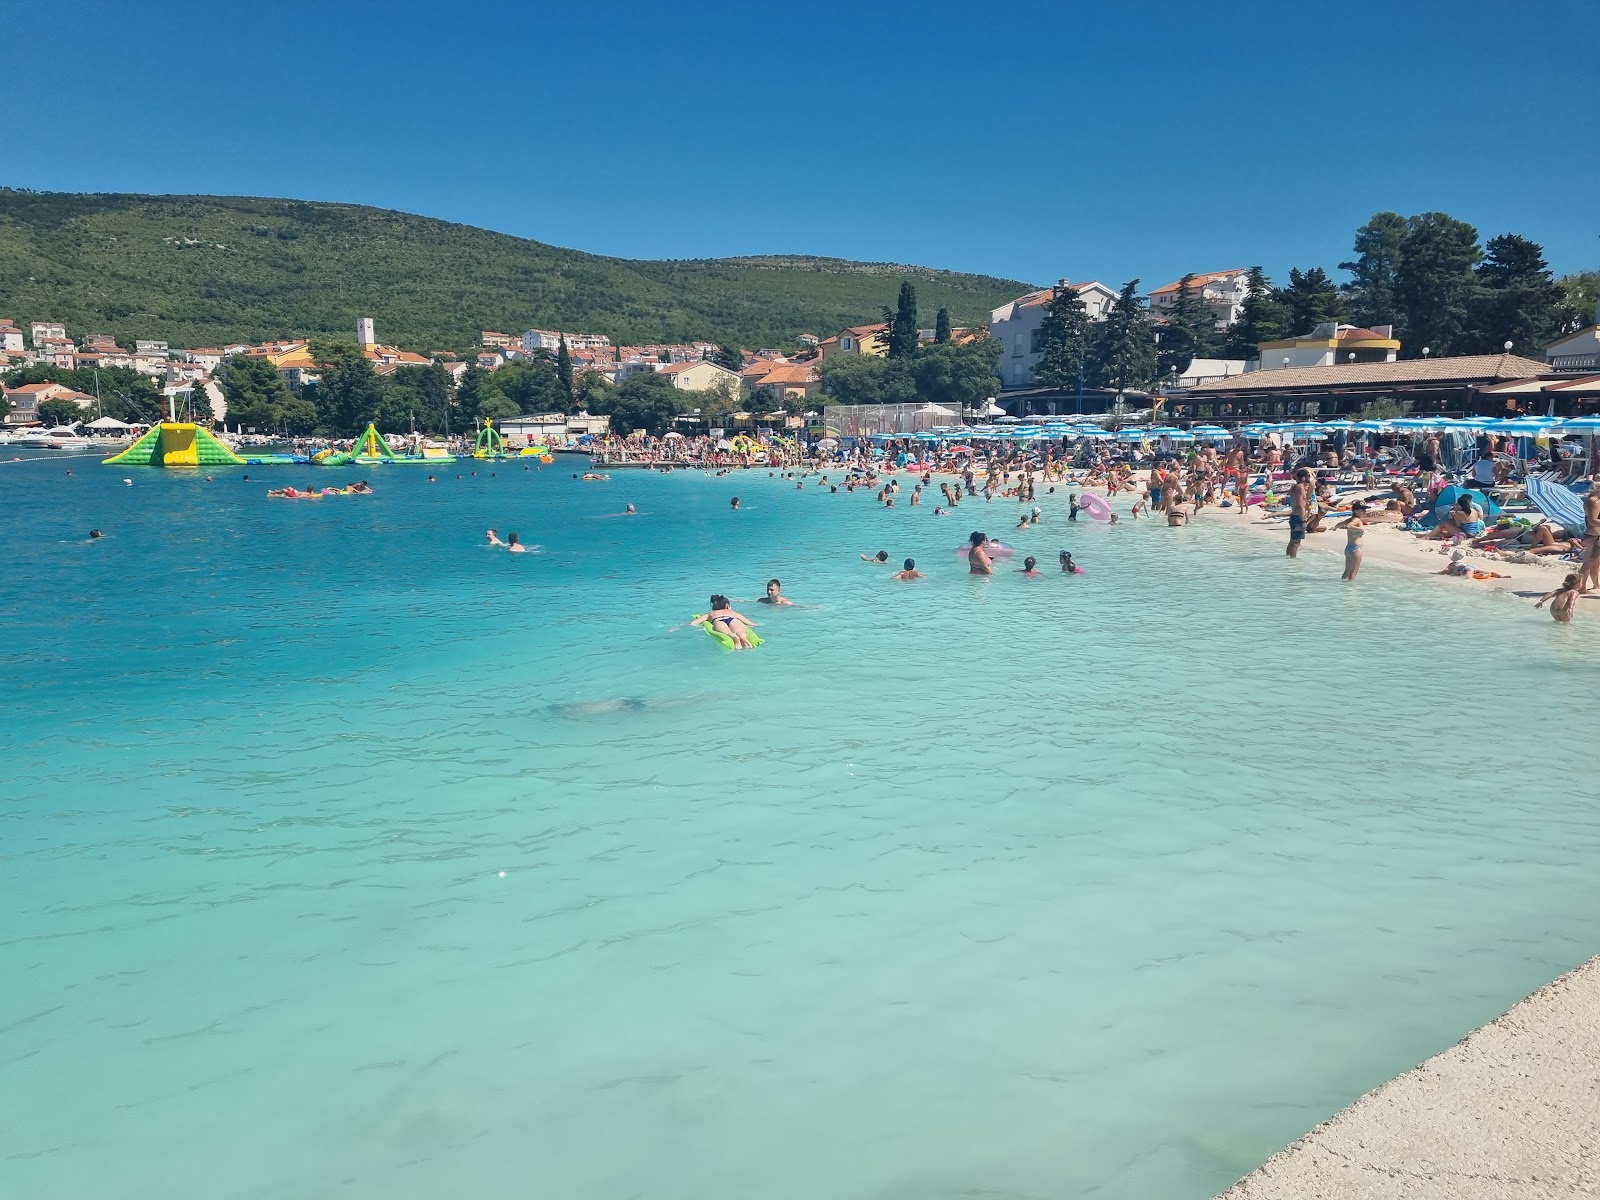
[4, 454, 1599, 1200]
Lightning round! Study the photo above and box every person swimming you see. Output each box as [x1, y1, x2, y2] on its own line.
[507, 532, 526, 553]
[967, 532, 992, 575]
[1019, 556, 1039, 576]
[486, 528, 504, 546]
[730, 497, 740, 510]
[861, 550, 890, 563]
[759, 579, 794, 605]
[1059, 550, 1084, 575]
[88, 529, 103, 540]
[891, 558, 925, 580]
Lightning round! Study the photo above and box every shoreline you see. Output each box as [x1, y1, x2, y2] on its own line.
[1215, 955, 1600, 1199]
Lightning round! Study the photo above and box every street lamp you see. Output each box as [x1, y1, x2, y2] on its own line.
[1422, 347, 1430, 359]
[1348, 352, 1356, 363]
[1504, 340, 1514, 353]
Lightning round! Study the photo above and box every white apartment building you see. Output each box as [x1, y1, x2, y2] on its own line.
[989, 280, 1117, 389]
[31, 321, 66, 346]
[1148, 269, 1251, 330]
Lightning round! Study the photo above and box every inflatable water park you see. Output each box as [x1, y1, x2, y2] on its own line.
[102, 419, 547, 468]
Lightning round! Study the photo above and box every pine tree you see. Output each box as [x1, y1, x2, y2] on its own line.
[881, 280, 919, 359]
[1158, 273, 1217, 378]
[710, 343, 743, 371]
[1339, 212, 1407, 329]
[1278, 267, 1345, 334]
[1394, 212, 1482, 356]
[934, 307, 952, 343]
[1035, 284, 1090, 389]
[1087, 280, 1156, 392]
[1470, 234, 1563, 355]
[1221, 267, 1289, 360]
[556, 336, 574, 409]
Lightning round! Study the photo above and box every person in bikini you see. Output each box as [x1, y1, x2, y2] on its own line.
[1536, 573, 1582, 622]
[1336, 502, 1368, 581]
[967, 531, 993, 575]
[1582, 488, 1600, 593]
[693, 594, 757, 648]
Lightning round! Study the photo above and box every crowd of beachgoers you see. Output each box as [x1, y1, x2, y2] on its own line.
[592, 424, 1598, 639]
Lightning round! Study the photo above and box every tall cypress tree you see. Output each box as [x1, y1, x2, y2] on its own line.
[882, 280, 920, 359]
[556, 335, 574, 409]
[1278, 267, 1345, 334]
[934, 307, 952, 343]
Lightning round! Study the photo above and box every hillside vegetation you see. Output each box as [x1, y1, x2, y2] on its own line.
[0, 191, 1028, 352]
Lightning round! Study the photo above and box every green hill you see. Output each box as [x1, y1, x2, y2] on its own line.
[0, 190, 1029, 352]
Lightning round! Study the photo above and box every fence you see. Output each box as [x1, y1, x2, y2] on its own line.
[823, 404, 959, 436]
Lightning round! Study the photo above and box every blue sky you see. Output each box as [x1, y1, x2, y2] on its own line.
[7, 0, 1597, 290]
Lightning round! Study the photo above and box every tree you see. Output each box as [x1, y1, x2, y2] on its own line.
[375, 384, 426, 432]
[1087, 280, 1156, 392]
[556, 336, 574, 409]
[1470, 234, 1563, 355]
[709, 343, 744, 372]
[308, 339, 383, 435]
[1035, 284, 1091, 389]
[1394, 212, 1482, 356]
[4, 363, 162, 423]
[1340, 212, 1407, 329]
[882, 280, 919, 359]
[698, 376, 742, 423]
[278, 395, 319, 435]
[574, 368, 613, 412]
[1357, 396, 1411, 420]
[217, 354, 292, 431]
[934, 307, 952, 343]
[1278, 267, 1344, 334]
[479, 359, 564, 414]
[37, 397, 84, 425]
[590, 371, 684, 434]
[912, 340, 1001, 409]
[183, 383, 215, 423]
[479, 395, 521, 421]
[387, 362, 450, 431]
[1157, 273, 1218, 378]
[454, 363, 487, 429]
[1557, 271, 1598, 334]
[817, 353, 918, 406]
[1221, 267, 1289, 360]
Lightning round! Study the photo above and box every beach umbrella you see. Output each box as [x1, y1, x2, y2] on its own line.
[1190, 424, 1229, 437]
[1387, 417, 1442, 430]
[1351, 420, 1390, 431]
[1555, 416, 1600, 431]
[1165, 431, 1197, 443]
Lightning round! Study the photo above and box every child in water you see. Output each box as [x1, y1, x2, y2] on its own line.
[693, 595, 757, 648]
[1535, 573, 1581, 622]
[1059, 550, 1084, 575]
[891, 558, 925, 580]
[1019, 556, 1040, 576]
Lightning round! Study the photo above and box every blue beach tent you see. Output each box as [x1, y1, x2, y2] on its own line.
[1414, 484, 1501, 531]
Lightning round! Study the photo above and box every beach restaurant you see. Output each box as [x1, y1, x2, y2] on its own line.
[1167, 353, 1557, 420]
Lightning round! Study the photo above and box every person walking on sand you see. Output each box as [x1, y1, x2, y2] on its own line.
[1336, 502, 1368, 581]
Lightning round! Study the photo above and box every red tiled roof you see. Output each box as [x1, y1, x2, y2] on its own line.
[1150, 269, 1248, 295]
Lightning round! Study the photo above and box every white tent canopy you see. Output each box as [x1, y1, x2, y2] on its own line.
[85, 416, 131, 429]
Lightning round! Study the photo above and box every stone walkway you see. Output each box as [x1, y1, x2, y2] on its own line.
[1218, 956, 1600, 1199]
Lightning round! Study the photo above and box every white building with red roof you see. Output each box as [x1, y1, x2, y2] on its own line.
[989, 281, 1118, 389]
[1148, 269, 1251, 330]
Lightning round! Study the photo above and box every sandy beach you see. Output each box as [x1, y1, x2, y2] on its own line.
[1216, 955, 1600, 1199]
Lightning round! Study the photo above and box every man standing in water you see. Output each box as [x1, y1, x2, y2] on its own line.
[759, 579, 794, 605]
[1286, 469, 1312, 558]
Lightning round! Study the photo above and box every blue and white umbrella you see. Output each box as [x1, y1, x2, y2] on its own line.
[1557, 416, 1600, 432]
[1165, 431, 1197, 443]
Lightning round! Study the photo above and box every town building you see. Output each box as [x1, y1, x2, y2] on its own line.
[656, 359, 740, 396]
[1148, 269, 1251, 330]
[36, 337, 78, 369]
[989, 281, 1117, 389]
[1543, 311, 1600, 374]
[744, 361, 819, 408]
[1253, 323, 1401, 370]
[0, 320, 24, 353]
[818, 323, 888, 361]
[3, 381, 98, 425]
[480, 331, 518, 350]
[30, 321, 66, 346]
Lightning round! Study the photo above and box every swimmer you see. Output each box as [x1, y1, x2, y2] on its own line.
[507, 532, 526, 553]
[1016, 514, 1029, 530]
[891, 558, 925, 580]
[692, 594, 757, 649]
[1030, 506, 1042, 525]
[933, 506, 945, 516]
[1068, 494, 1079, 521]
[89, 528, 103, 540]
[730, 497, 740, 510]
[123, 478, 132, 486]
[861, 550, 890, 564]
[487, 529, 505, 546]
[759, 579, 794, 606]
[624, 504, 636, 514]
[1059, 550, 1083, 575]
[427, 475, 436, 483]
[1019, 556, 1040, 576]
[1536, 572, 1582, 622]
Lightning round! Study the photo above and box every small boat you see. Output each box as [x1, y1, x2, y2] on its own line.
[14, 426, 88, 449]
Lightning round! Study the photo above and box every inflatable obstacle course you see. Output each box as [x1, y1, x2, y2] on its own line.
[472, 419, 507, 459]
[351, 423, 397, 462]
[103, 423, 246, 467]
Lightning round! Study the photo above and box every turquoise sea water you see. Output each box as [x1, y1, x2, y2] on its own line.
[5, 453, 1600, 1199]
